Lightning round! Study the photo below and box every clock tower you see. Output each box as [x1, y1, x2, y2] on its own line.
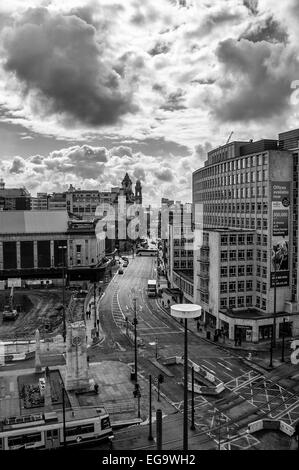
[65, 321, 89, 391]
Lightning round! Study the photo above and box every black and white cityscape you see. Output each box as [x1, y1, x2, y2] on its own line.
[0, 0, 299, 457]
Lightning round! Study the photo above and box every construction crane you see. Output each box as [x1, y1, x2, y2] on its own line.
[3, 286, 18, 321]
[226, 131, 234, 145]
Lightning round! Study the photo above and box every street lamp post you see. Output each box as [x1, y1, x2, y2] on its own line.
[62, 384, 66, 447]
[281, 317, 286, 362]
[191, 366, 195, 430]
[58, 246, 67, 343]
[93, 281, 97, 330]
[171, 304, 202, 451]
[270, 247, 278, 367]
[273, 247, 277, 348]
[148, 375, 153, 441]
[133, 297, 138, 381]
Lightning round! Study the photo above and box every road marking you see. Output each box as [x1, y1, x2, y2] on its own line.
[139, 331, 181, 336]
[138, 326, 169, 331]
[221, 358, 235, 367]
[217, 361, 232, 371]
[201, 360, 216, 375]
[218, 369, 235, 379]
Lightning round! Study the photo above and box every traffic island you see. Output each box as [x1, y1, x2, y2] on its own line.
[163, 356, 225, 395]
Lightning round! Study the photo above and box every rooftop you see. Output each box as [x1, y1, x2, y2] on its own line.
[174, 269, 193, 283]
[0, 210, 69, 234]
[0, 188, 30, 198]
[219, 308, 288, 320]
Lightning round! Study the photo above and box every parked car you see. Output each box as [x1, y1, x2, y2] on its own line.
[118, 268, 124, 274]
[122, 256, 129, 262]
[123, 261, 128, 267]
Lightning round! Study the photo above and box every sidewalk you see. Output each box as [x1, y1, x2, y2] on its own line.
[85, 264, 119, 347]
[156, 297, 294, 371]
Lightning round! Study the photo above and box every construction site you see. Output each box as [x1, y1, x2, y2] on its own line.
[0, 287, 71, 340]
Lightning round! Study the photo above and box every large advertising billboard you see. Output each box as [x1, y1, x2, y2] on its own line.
[270, 182, 290, 287]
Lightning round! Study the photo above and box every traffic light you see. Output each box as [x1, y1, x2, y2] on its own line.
[158, 374, 164, 384]
[133, 383, 141, 398]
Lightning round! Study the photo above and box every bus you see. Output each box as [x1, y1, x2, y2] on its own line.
[147, 280, 157, 297]
[136, 248, 157, 257]
[0, 408, 113, 450]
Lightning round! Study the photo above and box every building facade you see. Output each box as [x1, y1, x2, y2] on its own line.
[0, 179, 31, 211]
[164, 202, 194, 303]
[193, 135, 299, 343]
[31, 193, 49, 211]
[0, 211, 106, 285]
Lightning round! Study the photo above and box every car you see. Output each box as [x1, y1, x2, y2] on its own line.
[123, 261, 128, 267]
[122, 256, 129, 262]
[118, 268, 124, 274]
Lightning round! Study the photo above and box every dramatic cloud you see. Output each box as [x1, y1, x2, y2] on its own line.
[240, 16, 288, 43]
[9, 156, 25, 174]
[160, 88, 186, 112]
[243, 0, 259, 16]
[108, 146, 133, 158]
[1, 0, 299, 205]
[212, 38, 299, 122]
[2, 7, 136, 127]
[154, 168, 174, 182]
[0, 142, 193, 205]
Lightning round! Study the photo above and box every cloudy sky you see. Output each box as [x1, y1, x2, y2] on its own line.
[0, 0, 299, 205]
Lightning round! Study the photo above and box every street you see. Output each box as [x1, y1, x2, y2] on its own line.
[2, 255, 298, 451]
[86, 255, 298, 450]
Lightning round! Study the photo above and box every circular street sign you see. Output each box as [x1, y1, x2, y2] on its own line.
[72, 336, 82, 347]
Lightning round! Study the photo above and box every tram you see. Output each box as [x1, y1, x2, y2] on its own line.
[0, 407, 113, 450]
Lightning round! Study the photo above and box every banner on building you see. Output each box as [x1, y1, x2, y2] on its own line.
[7, 278, 22, 288]
[271, 182, 290, 287]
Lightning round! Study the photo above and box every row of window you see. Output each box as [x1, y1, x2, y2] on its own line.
[200, 153, 268, 178]
[174, 261, 193, 269]
[201, 264, 268, 279]
[197, 185, 268, 200]
[220, 234, 267, 246]
[173, 239, 194, 246]
[220, 280, 254, 293]
[220, 280, 267, 293]
[173, 251, 194, 257]
[220, 265, 254, 277]
[220, 250, 268, 262]
[204, 216, 268, 230]
[197, 169, 269, 189]
[72, 206, 98, 213]
[208, 202, 268, 215]
[174, 275, 194, 296]
[220, 295, 267, 310]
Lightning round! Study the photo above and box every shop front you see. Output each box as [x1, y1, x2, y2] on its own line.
[235, 325, 253, 345]
[205, 311, 216, 329]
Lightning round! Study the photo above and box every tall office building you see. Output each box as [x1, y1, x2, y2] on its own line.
[192, 136, 299, 344]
